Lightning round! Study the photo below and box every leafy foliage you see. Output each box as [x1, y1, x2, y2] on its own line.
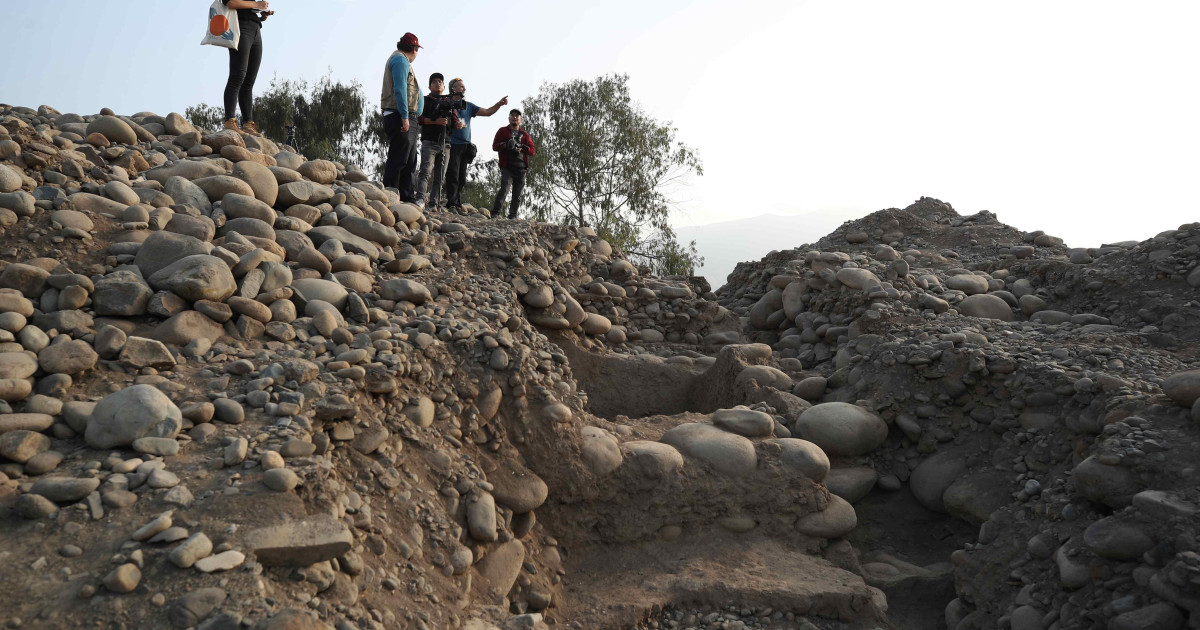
[187, 73, 387, 175]
[463, 158, 501, 212]
[184, 103, 224, 133]
[520, 74, 704, 276]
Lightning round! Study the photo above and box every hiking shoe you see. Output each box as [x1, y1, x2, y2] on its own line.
[223, 118, 241, 132]
[242, 121, 262, 136]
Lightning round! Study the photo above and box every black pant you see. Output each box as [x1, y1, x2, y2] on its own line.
[493, 166, 526, 218]
[224, 24, 263, 122]
[383, 114, 420, 200]
[444, 143, 472, 208]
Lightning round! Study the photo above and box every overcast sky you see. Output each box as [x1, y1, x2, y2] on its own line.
[5, 1, 1199, 274]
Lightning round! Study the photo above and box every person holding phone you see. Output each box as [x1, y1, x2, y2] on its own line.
[221, 0, 273, 136]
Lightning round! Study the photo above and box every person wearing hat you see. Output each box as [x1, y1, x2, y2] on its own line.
[380, 32, 424, 201]
[491, 109, 536, 219]
[442, 77, 508, 210]
[416, 72, 461, 210]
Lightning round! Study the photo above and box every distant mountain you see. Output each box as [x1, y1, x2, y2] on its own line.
[677, 210, 857, 291]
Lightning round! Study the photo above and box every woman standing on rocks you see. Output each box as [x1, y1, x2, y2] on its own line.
[221, 0, 273, 135]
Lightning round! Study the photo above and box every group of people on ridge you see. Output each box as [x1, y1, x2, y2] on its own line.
[381, 32, 536, 219]
[214, 6, 536, 219]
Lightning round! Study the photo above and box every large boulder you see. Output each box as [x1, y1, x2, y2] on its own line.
[291, 279, 348, 310]
[278, 181, 334, 206]
[232, 160, 278, 206]
[144, 159, 225, 184]
[222, 193, 276, 224]
[38, 339, 98, 375]
[379, 278, 430, 305]
[297, 160, 338, 185]
[92, 270, 153, 316]
[193, 175, 255, 203]
[1163, 370, 1200, 407]
[660, 422, 757, 477]
[957, 294, 1013, 321]
[909, 451, 968, 513]
[154, 311, 225, 346]
[164, 176, 211, 210]
[85, 115, 137, 145]
[85, 384, 183, 449]
[946, 274, 990, 295]
[795, 495, 857, 538]
[148, 255, 237, 302]
[792, 402, 888, 457]
[307, 226, 380, 260]
[134, 231, 212, 278]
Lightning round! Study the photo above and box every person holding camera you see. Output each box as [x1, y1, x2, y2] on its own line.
[442, 78, 508, 210]
[380, 32, 424, 201]
[491, 109, 536, 220]
[416, 73, 463, 210]
[221, 0, 274, 135]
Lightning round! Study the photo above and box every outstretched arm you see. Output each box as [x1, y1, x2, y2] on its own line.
[226, 0, 268, 9]
[476, 96, 510, 117]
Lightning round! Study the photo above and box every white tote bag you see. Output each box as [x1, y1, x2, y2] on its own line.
[201, 0, 240, 49]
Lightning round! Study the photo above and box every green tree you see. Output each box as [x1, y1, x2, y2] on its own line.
[184, 103, 224, 133]
[462, 158, 500, 211]
[186, 73, 387, 175]
[520, 73, 704, 276]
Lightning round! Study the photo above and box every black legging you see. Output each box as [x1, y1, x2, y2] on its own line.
[224, 23, 262, 122]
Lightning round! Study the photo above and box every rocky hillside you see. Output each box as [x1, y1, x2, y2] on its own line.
[0, 104, 1197, 630]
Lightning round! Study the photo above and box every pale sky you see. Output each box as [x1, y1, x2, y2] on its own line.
[5, 1, 1199, 270]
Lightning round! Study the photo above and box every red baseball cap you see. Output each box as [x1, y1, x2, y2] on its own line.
[400, 32, 422, 49]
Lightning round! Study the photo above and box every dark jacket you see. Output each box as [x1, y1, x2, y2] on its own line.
[492, 126, 536, 170]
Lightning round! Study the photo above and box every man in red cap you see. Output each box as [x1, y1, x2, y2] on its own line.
[380, 32, 424, 201]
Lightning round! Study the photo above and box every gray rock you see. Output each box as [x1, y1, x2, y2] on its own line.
[661, 422, 757, 477]
[1109, 603, 1184, 630]
[85, 384, 183, 449]
[909, 451, 968, 513]
[957, 294, 1013, 321]
[192, 175, 255, 203]
[135, 230, 212, 278]
[0, 191, 36, 216]
[148, 255, 237, 302]
[792, 402, 888, 457]
[824, 466, 876, 503]
[1163, 370, 1200, 407]
[144, 159, 226, 184]
[221, 193, 276, 223]
[1072, 456, 1140, 508]
[0, 429, 51, 463]
[37, 339, 98, 375]
[307, 225, 380, 260]
[379, 278, 430, 305]
[945, 274, 989, 295]
[232, 160, 278, 206]
[29, 476, 100, 503]
[86, 116, 137, 145]
[168, 588, 227, 628]
[775, 438, 830, 481]
[711, 407, 775, 437]
[475, 540, 525, 596]
[244, 515, 353, 567]
[278, 181, 335, 206]
[795, 494, 857, 538]
[120, 336, 176, 369]
[291, 278, 348, 310]
[164, 176, 210, 210]
[1082, 516, 1155, 560]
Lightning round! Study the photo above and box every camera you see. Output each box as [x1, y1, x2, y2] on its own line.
[428, 93, 466, 120]
[504, 134, 523, 153]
